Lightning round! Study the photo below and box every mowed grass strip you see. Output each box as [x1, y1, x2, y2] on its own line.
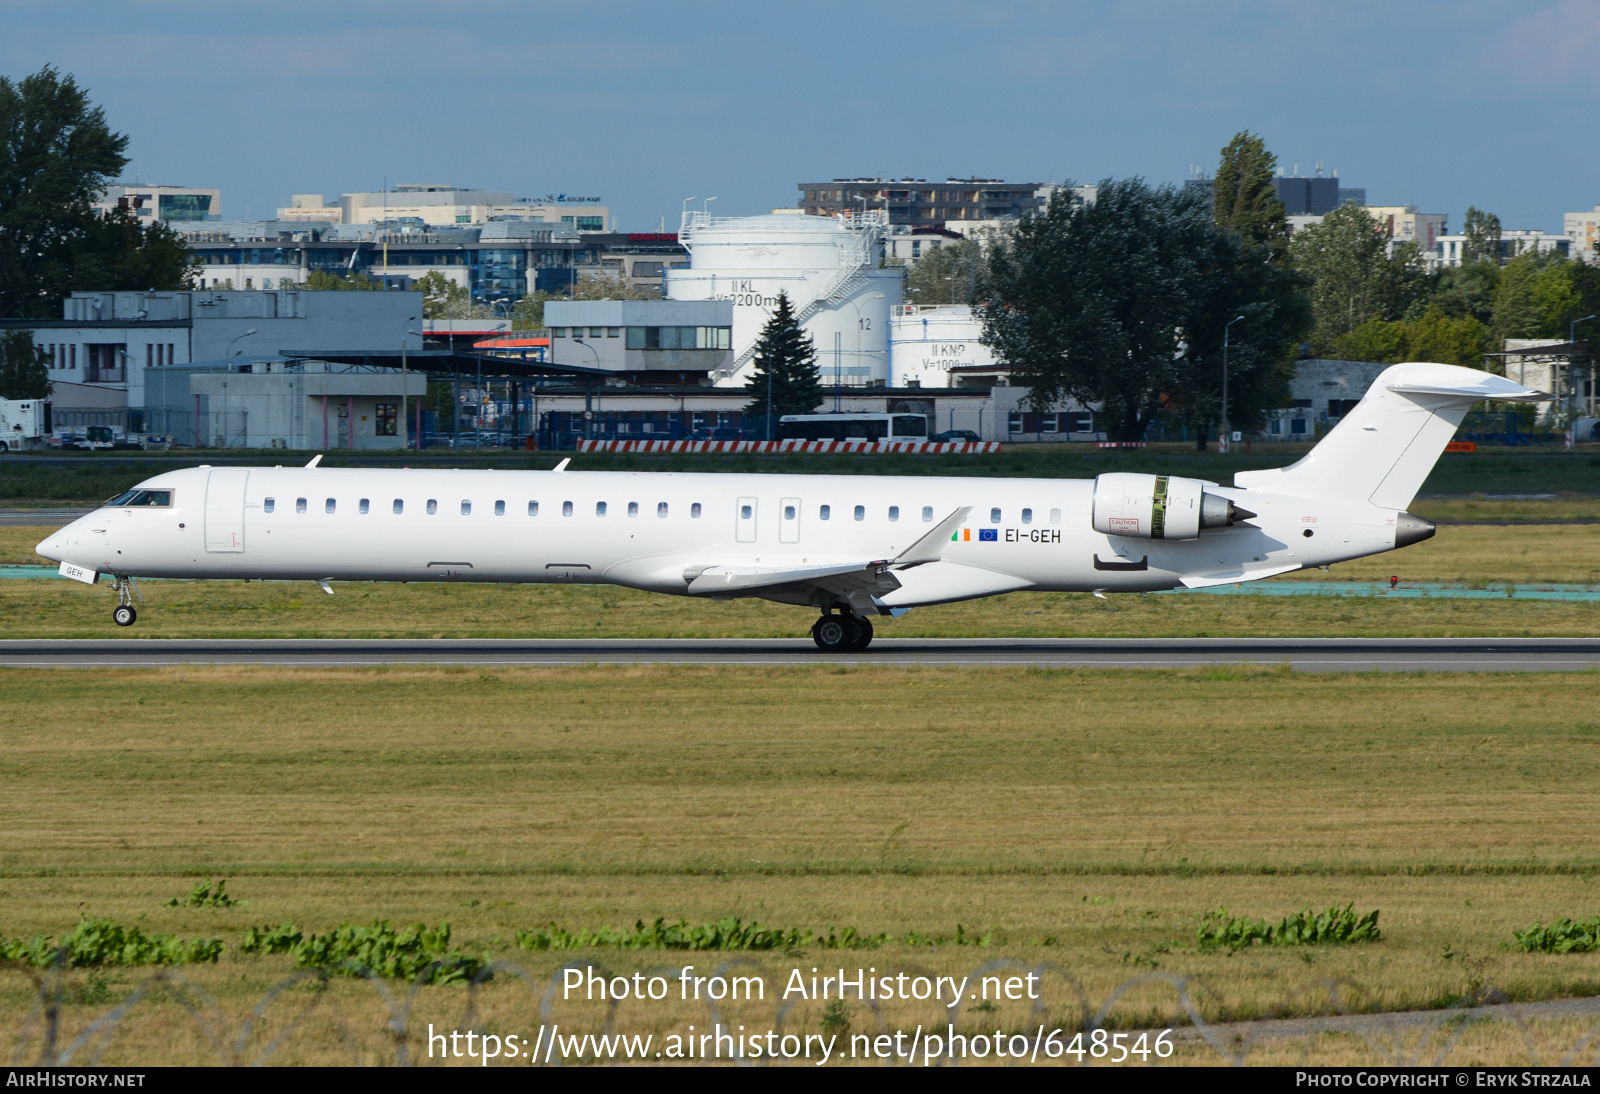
[2, 665, 1597, 875]
[1, 522, 1597, 638]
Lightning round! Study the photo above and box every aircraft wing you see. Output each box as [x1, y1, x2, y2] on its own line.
[682, 507, 972, 613]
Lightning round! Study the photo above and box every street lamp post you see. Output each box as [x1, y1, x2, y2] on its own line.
[399, 316, 417, 450]
[1221, 315, 1245, 452]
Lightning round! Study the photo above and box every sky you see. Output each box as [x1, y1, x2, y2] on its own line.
[3, 0, 1597, 235]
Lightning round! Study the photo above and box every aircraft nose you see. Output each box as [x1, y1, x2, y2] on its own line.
[36, 533, 65, 562]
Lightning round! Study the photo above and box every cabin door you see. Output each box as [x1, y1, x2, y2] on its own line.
[735, 497, 757, 543]
[204, 469, 248, 553]
[779, 497, 800, 543]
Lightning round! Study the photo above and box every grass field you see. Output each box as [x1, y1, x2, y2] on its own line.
[1, 521, 1594, 639]
[4, 664, 1600, 1066]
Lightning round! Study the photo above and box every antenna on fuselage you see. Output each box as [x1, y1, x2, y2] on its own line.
[306, 454, 322, 468]
[552, 458, 570, 472]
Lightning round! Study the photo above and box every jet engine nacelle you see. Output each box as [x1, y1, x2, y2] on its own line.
[1091, 473, 1254, 540]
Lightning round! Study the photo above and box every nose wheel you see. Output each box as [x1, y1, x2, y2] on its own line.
[109, 575, 142, 627]
[811, 614, 873, 652]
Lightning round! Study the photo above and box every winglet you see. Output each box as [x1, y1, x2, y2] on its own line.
[552, 458, 570, 473]
[306, 454, 322, 468]
[892, 506, 972, 568]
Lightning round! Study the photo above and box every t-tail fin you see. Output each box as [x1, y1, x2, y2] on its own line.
[1233, 363, 1545, 510]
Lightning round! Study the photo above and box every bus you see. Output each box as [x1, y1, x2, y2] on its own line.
[776, 413, 929, 442]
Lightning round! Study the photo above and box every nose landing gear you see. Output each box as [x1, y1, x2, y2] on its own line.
[811, 612, 873, 652]
[110, 575, 141, 627]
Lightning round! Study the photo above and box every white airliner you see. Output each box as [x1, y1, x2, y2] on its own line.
[37, 364, 1541, 651]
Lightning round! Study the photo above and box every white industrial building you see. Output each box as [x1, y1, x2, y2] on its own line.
[888, 305, 998, 388]
[665, 210, 902, 389]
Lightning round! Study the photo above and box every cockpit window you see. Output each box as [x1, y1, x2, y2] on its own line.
[107, 489, 172, 507]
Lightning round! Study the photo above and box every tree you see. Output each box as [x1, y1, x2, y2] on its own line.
[0, 329, 50, 398]
[69, 204, 197, 292]
[567, 272, 661, 301]
[305, 269, 382, 291]
[1212, 130, 1288, 255]
[1333, 309, 1487, 366]
[1461, 207, 1502, 267]
[0, 66, 197, 317]
[743, 291, 822, 437]
[905, 238, 984, 305]
[982, 178, 1309, 444]
[1289, 203, 1426, 354]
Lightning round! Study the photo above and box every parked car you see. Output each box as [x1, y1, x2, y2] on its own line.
[930, 429, 981, 443]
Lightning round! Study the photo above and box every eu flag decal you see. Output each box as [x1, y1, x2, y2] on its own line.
[978, 528, 999, 542]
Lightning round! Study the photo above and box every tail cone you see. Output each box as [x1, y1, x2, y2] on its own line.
[1395, 512, 1436, 548]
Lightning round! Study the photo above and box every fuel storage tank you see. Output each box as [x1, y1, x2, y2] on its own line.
[665, 210, 901, 388]
[888, 305, 998, 388]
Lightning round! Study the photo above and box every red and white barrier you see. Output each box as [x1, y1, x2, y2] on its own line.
[576, 439, 1001, 454]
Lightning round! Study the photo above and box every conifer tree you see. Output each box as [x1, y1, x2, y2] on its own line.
[743, 291, 822, 438]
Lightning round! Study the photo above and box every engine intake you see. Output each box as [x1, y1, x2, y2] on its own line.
[1091, 473, 1255, 541]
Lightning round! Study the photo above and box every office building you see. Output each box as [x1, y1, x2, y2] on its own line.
[798, 179, 1047, 227]
[282, 185, 611, 232]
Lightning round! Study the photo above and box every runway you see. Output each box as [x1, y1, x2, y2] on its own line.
[1, 636, 1597, 671]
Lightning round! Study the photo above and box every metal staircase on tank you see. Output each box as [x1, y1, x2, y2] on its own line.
[680, 210, 888, 382]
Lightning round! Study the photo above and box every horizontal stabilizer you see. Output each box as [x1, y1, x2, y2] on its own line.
[1234, 363, 1546, 511]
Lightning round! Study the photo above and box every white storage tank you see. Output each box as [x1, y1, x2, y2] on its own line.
[888, 305, 998, 388]
[665, 210, 901, 388]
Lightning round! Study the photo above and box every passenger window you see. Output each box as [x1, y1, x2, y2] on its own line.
[922, 506, 933, 522]
[820, 504, 830, 520]
[359, 499, 369, 514]
[393, 499, 404, 514]
[691, 503, 702, 518]
[325, 498, 336, 514]
[854, 505, 865, 521]
[657, 502, 668, 517]
[563, 501, 573, 516]
[264, 497, 275, 513]
[990, 507, 1001, 523]
[296, 497, 307, 513]
[528, 501, 539, 516]
[784, 504, 796, 520]
[1049, 508, 1061, 524]
[494, 500, 505, 516]
[461, 500, 472, 516]
[628, 501, 638, 517]
[888, 506, 899, 521]
[740, 504, 752, 519]
[1022, 508, 1032, 524]
[596, 501, 607, 516]
[426, 499, 438, 515]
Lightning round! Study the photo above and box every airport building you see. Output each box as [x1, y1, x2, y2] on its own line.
[278, 185, 611, 232]
[664, 210, 901, 389]
[179, 221, 685, 301]
[0, 289, 423, 433]
[94, 183, 221, 222]
[543, 299, 734, 381]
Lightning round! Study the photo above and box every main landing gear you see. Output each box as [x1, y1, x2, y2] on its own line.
[110, 576, 140, 627]
[811, 612, 873, 652]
